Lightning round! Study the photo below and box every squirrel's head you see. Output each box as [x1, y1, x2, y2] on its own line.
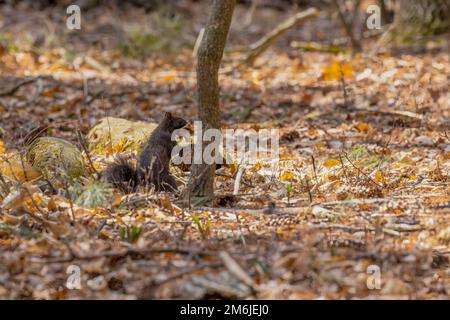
[163, 112, 187, 131]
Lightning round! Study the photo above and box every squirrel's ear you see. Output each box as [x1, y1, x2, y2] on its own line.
[164, 112, 173, 120]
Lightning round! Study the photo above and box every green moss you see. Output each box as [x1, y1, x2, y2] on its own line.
[26, 137, 86, 188]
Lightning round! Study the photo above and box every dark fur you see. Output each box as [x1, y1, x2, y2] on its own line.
[102, 112, 187, 193]
[137, 112, 187, 191]
[101, 156, 137, 193]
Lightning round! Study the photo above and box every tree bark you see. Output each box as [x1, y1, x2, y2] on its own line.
[187, 0, 235, 198]
[376, 0, 450, 50]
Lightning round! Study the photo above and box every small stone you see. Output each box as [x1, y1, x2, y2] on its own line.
[414, 136, 434, 146]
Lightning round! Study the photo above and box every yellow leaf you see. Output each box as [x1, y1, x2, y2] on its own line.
[328, 174, 339, 181]
[112, 195, 127, 207]
[323, 159, 340, 168]
[0, 140, 5, 155]
[41, 91, 56, 97]
[331, 181, 340, 188]
[249, 162, 262, 173]
[314, 140, 327, 149]
[0, 153, 41, 181]
[354, 122, 370, 133]
[48, 197, 57, 211]
[112, 138, 127, 153]
[398, 156, 415, 166]
[48, 61, 69, 73]
[281, 172, 294, 181]
[304, 111, 321, 119]
[359, 204, 370, 210]
[93, 161, 102, 171]
[228, 162, 239, 175]
[374, 171, 387, 184]
[3, 213, 22, 225]
[322, 62, 353, 81]
[160, 73, 176, 82]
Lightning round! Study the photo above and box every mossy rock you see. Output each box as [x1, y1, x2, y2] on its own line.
[26, 137, 86, 188]
[87, 117, 158, 154]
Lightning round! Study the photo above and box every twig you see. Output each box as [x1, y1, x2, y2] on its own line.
[95, 219, 107, 236]
[233, 209, 247, 248]
[0, 172, 10, 196]
[192, 27, 205, 58]
[340, 68, 349, 105]
[219, 251, 258, 293]
[29, 246, 214, 263]
[243, 0, 259, 28]
[313, 223, 375, 232]
[61, 177, 75, 223]
[2, 156, 21, 183]
[311, 155, 318, 186]
[233, 165, 246, 196]
[22, 125, 50, 147]
[82, 76, 89, 105]
[19, 186, 51, 228]
[106, 116, 113, 153]
[290, 41, 348, 54]
[0, 77, 38, 96]
[194, 205, 307, 215]
[18, 153, 29, 184]
[315, 193, 445, 207]
[244, 8, 318, 65]
[304, 177, 313, 203]
[339, 153, 348, 181]
[76, 129, 100, 178]
[85, 89, 104, 105]
[343, 152, 382, 189]
[384, 223, 423, 232]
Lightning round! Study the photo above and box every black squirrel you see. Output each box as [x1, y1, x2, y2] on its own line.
[101, 112, 187, 192]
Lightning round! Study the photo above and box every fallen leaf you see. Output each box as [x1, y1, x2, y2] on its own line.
[323, 159, 340, 168]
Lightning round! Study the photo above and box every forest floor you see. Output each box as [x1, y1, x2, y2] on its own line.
[0, 2, 449, 299]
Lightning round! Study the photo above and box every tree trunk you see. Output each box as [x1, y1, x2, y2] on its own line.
[393, 0, 450, 43]
[187, 0, 235, 198]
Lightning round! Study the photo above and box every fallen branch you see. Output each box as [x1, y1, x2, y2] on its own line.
[244, 8, 318, 65]
[219, 251, 258, 293]
[0, 77, 38, 97]
[29, 246, 215, 263]
[313, 223, 375, 233]
[233, 165, 246, 196]
[192, 27, 205, 58]
[76, 129, 100, 178]
[384, 223, 423, 232]
[152, 262, 223, 287]
[290, 41, 348, 54]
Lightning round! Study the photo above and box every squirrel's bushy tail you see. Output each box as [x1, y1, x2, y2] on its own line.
[101, 155, 137, 193]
